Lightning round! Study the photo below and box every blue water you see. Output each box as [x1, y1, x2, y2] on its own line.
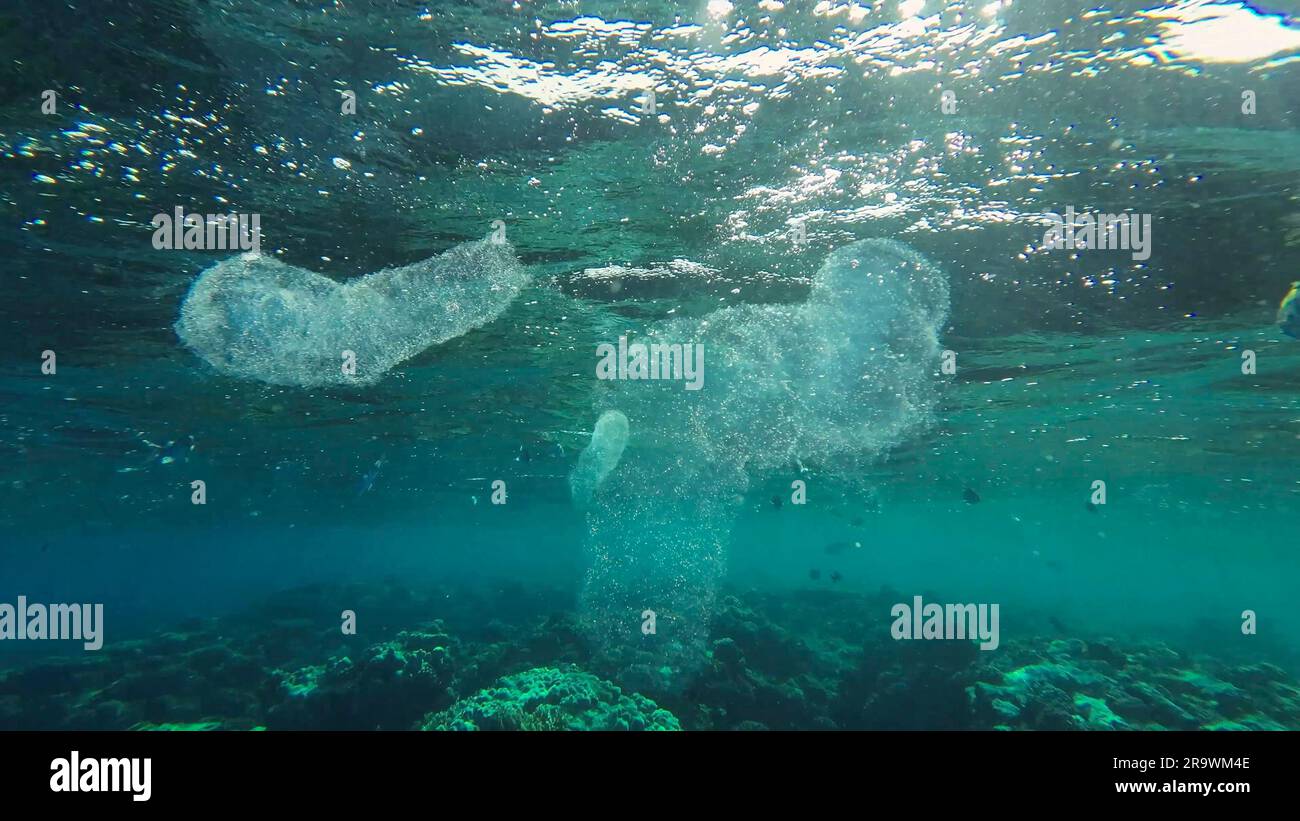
[2, 0, 1300, 730]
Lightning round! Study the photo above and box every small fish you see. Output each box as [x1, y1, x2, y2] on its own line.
[154, 437, 195, 465]
[850, 516, 864, 527]
[962, 487, 980, 504]
[118, 434, 195, 473]
[824, 540, 861, 555]
[515, 446, 531, 463]
[1048, 616, 1068, 633]
[829, 571, 842, 583]
[770, 495, 783, 509]
[356, 457, 387, 495]
[1085, 501, 1099, 513]
[808, 568, 821, 581]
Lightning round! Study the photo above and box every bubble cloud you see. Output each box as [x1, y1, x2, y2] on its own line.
[574, 239, 950, 679]
[570, 410, 630, 508]
[175, 239, 530, 387]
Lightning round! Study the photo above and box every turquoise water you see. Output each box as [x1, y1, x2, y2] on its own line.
[2, 0, 1300, 730]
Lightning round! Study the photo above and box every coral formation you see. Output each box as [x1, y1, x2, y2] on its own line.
[969, 639, 1300, 731]
[266, 627, 457, 730]
[0, 580, 1296, 731]
[419, 666, 680, 731]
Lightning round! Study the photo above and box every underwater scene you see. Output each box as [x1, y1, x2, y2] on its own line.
[2, 0, 1300, 734]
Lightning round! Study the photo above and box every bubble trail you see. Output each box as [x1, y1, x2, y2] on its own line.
[575, 239, 950, 682]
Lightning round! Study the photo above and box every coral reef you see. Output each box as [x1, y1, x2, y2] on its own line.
[1, 580, 1297, 731]
[969, 639, 1300, 730]
[266, 626, 457, 730]
[419, 666, 680, 731]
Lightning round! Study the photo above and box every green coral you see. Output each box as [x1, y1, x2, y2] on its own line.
[130, 721, 226, 731]
[419, 666, 681, 731]
[969, 645, 1300, 731]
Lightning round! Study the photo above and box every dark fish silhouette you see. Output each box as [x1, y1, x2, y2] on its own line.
[830, 571, 842, 583]
[824, 540, 860, 555]
[850, 516, 864, 527]
[771, 495, 782, 509]
[962, 487, 980, 504]
[809, 568, 821, 581]
[1085, 501, 1100, 513]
